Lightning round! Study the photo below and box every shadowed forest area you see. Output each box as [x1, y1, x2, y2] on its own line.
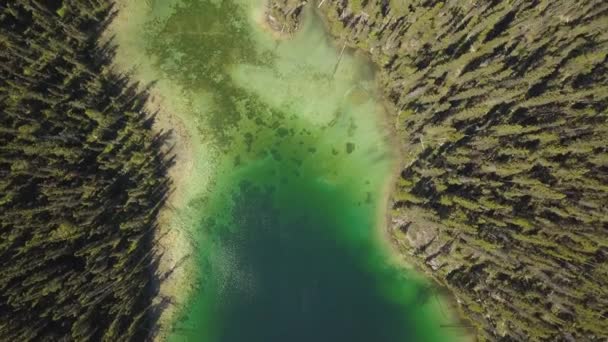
[0, 1, 173, 340]
[266, 0, 608, 341]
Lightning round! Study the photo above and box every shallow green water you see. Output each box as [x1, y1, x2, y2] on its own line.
[112, 1, 462, 341]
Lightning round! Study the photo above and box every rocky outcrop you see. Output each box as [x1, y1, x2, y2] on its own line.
[265, 0, 308, 34]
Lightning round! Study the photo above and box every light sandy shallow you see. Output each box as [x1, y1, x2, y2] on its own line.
[103, 1, 198, 340]
[146, 88, 197, 341]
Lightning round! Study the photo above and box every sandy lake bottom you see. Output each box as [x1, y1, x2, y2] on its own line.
[109, 1, 464, 341]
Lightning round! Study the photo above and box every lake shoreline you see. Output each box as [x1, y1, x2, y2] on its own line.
[287, 4, 478, 341]
[104, 1, 198, 340]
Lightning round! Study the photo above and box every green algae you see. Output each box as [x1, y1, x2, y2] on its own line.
[111, 0, 464, 341]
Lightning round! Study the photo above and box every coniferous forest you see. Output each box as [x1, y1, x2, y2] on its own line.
[266, 0, 608, 341]
[0, 1, 172, 340]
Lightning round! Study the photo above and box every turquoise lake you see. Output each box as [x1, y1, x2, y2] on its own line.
[110, 1, 463, 341]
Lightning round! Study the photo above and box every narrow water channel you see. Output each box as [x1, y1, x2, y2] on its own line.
[110, 1, 461, 341]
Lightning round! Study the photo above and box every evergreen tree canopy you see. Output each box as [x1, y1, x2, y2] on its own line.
[0, 1, 173, 340]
